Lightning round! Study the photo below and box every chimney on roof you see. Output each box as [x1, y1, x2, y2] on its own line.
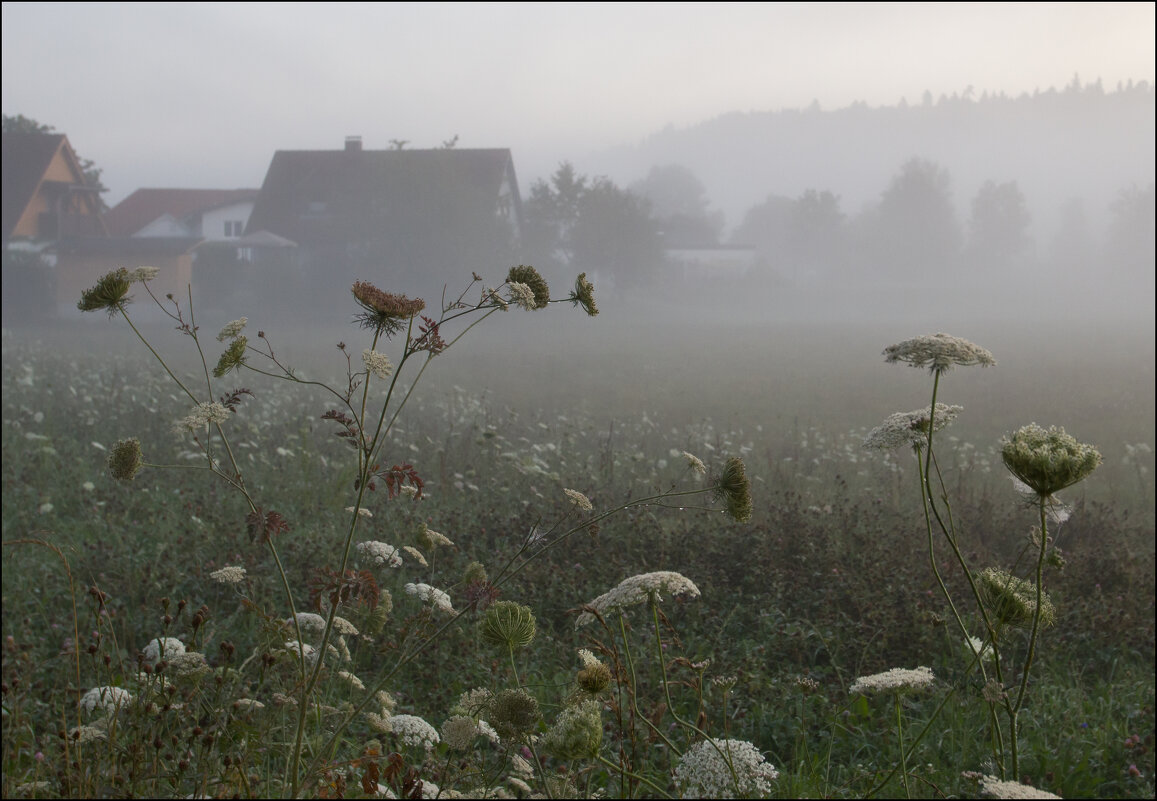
[344, 136, 363, 152]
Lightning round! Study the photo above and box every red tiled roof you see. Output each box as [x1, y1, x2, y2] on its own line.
[104, 188, 259, 237]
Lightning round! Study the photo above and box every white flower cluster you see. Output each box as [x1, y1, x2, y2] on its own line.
[563, 488, 593, 511]
[576, 570, 700, 627]
[79, 685, 133, 715]
[883, 332, 996, 372]
[362, 348, 394, 379]
[216, 317, 248, 341]
[405, 582, 454, 613]
[674, 738, 779, 798]
[683, 451, 708, 474]
[288, 612, 328, 634]
[507, 281, 537, 310]
[142, 637, 185, 666]
[210, 565, 246, 584]
[389, 713, 441, 749]
[979, 775, 1062, 799]
[849, 666, 935, 695]
[863, 404, 963, 451]
[174, 401, 231, 432]
[358, 540, 403, 568]
[129, 266, 160, 283]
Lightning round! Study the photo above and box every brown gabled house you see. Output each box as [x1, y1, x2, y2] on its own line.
[2, 133, 106, 242]
[245, 138, 523, 308]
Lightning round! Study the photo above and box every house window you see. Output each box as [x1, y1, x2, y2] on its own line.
[224, 220, 244, 237]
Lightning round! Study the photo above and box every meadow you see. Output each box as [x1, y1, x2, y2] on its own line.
[2, 271, 1154, 799]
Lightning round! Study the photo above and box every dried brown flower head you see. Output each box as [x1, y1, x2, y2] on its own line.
[506, 265, 550, 309]
[351, 281, 426, 337]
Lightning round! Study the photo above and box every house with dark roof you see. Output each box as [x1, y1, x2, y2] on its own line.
[2, 133, 106, 243]
[104, 188, 259, 241]
[246, 138, 523, 306]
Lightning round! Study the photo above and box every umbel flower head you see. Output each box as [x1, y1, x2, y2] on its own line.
[883, 332, 996, 373]
[714, 457, 753, 522]
[674, 738, 779, 799]
[108, 437, 144, 481]
[506, 264, 550, 309]
[542, 699, 603, 760]
[212, 335, 248, 377]
[1001, 423, 1102, 498]
[488, 688, 540, 742]
[480, 600, 537, 650]
[849, 666, 935, 695]
[77, 268, 132, 316]
[976, 567, 1056, 630]
[863, 404, 964, 451]
[978, 774, 1062, 799]
[569, 272, 598, 316]
[351, 280, 425, 337]
[576, 570, 700, 627]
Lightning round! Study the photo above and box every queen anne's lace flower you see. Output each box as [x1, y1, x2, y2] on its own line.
[288, 612, 327, 634]
[174, 401, 231, 432]
[849, 666, 935, 695]
[405, 582, 454, 613]
[210, 565, 246, 584]
[362, 348, 394, 379]
[79, 686, 133, 715]
[357, 540, 403, 568]
[1001, 423, 1102, 497]
[142, 637, 185, 666]
[883, 332, 996, 373]
[683, 451, 707, 474]
[674, 738, 779, 798]
[507, 282, 537, 310]
[563, 488, 593, 511]
[576, 571, 700, 627]
[979, 775, 1062, 799]
[216, 318, 248, 341]
[863, 404, 964, 451]
[389, 713, 440, 749]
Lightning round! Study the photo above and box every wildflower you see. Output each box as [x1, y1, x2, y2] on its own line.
[405, 582, 454, 613]
[683, 451, 707, 474]
[351, 281, 425, 337]
[442, 715, 485, 751]
[402, 545, 428, 566]
[1001, 424, 1102, 498]
[506, 264, 550, 309]
[174, 401, 231, 433]
[129, 265, 160, 283]
[563, 488, 593, 511]
[507, 281, 537, 310]
[389, 713, 440, 749]
[976, 567, 1056, 629]
[883, 332, 996, 373]
[337, 670, 366, 691]
[542, 699, 602, 760]
[216, 317, 248, 341]
[107, 437, 144, 481]
[577, 657, 613, 694]
[863, 404, 964, 451]
[212, 336, 248, 377]
[979, 775, 1062, 798]
[347, 506, 374, 518]
[362, 348, 394, 379]
[489, 688, 540, 741]
[77, 268, 132, 316]
[67, 725, 107, 744]
[576, 570, 700, 627]
[480, 601, 537, 650]
[38, 502, 54, 515]
[366, 711, 393, 733]
[79, 685, 133, 715]
[569, 272, 598, 316]
[674, 738, 779, 798]
[358, 540, 403, 568]
[849, 666, 935, 695]
[451, 688, 494, 719]
[207, 564, 246, 586]
[967, 635, 993, 661]
[233, 698, 265, 712]
[82, 481, 96, 491]
[331, 615, 359, 635]
[142, 637, 185, 666]
[714, 457, 753, 522]
[982, 679, 1007, 704]
[288, 612, 328, 635]
[418, 523, 454, 549]
[165, 651, 210, 678]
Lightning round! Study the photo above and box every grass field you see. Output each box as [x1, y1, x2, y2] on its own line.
[2, 276, 1154, 798]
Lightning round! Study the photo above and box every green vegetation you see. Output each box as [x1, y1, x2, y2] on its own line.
[1, 269, 1153, 799]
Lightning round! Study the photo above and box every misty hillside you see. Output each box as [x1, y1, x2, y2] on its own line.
[585, 80, 1155, 237]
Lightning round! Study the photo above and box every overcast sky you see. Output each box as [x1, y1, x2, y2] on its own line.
[3, 2, 1154, 207]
